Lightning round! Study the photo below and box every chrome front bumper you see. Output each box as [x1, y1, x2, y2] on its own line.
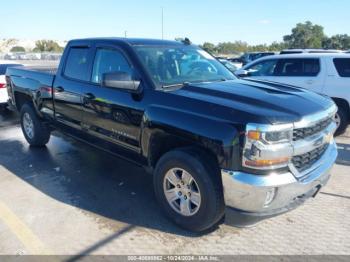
[221, 140, 337, 216]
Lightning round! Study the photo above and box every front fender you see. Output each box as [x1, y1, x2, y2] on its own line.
[141, 105, 242, 170]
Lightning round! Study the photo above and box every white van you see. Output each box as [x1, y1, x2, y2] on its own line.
[235, 53, 350, 135]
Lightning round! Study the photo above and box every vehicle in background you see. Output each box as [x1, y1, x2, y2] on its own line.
[218, 58, 239, 72]
[0, 61, 23, 111]
[226, 57, 243, 68]
[235, 53, 350, 135]
[6, 38, 338, 232]
[240, 52, 277, 65]
[280, 49, 343, 55]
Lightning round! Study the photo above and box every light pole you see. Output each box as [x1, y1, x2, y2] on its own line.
[161, 7, 164, 39]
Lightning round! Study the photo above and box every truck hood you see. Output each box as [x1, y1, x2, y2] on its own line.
[172, 79, 334, 124]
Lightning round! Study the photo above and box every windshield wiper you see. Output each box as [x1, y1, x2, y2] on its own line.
[162, 82, 189, 89]
[162, 78, 228, 89]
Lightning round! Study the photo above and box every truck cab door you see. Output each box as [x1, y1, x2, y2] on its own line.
[53, 46, 93, 130]
[81, 46, 144, 157]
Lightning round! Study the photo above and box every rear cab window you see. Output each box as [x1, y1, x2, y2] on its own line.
[333, 58, 350, 77]
[63, 47, 90, 81]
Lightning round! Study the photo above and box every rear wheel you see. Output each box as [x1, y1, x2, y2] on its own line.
[20, 103, 51, 146]
[334, 106, 348, 136]
[153, 148, 225, 232]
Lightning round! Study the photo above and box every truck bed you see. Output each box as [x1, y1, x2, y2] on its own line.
[6, 66, 57, 88]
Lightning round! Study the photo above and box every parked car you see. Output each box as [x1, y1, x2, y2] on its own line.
[280, 49, 343, 55]
[0, 61, 23, 111]
[240, 52, 277, 65]
[227, 57, 243, 69]
[6, 38, 338, 232]
[218, 58, 239, 72]
[235, 53, 350, 135]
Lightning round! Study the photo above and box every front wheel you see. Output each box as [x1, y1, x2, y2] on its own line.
[20, 103, 51, 146]
[153, 149, 225, 232]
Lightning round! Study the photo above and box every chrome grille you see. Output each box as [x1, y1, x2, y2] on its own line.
[292, 144, 329, 172]
[293, 117, 333, 141]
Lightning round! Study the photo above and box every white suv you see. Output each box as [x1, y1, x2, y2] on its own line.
[0, 62, 23, 111]
[235, 53, 350, 135]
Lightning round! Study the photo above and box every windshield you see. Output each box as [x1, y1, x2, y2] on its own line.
[134, 45, 236, 87]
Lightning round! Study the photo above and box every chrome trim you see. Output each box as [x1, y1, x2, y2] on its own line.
[293, 104, 337, 129]
[222, 140, 337, 213]
[246, 123, 293, 132]
[243, 104, 337, 171]
[292, 121, 337, 156]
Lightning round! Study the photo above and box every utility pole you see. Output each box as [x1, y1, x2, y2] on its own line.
[124, 31, 127, 38]
[161, 7, 164, 39]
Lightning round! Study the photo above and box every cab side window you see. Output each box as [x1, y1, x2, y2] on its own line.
[247, 60, 277, 76]
[64, 47, 90, 81]
[334, 58, 350, 77]
[92, 49, 132, 84]
[274, 59, 320, 76]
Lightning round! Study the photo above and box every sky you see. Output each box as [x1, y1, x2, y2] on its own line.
[1, 0, 349, 45]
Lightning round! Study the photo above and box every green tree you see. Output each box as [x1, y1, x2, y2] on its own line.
[283, 21, 325, 48]
[10, 46, 26, 52]
[267, 41, 288, 51]
[216, 41, 249, 54]
[33, 40, 64, 52]
[323, 34, 350, 50]
[200, 42, 217, 54]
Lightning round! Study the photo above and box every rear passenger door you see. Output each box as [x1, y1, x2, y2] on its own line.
[272, 58, 325, 93]
[53, 45, 93, 129]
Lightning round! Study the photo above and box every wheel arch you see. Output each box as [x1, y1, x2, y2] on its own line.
[332, 97, 350, 121]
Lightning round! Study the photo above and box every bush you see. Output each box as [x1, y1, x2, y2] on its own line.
[10, 46, 26, 52]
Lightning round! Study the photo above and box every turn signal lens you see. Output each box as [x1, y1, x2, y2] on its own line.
[245, 157, 290, 167]
[247, 130, 261, 140]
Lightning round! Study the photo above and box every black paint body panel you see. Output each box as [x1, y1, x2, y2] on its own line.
[6, 38, 335, 172]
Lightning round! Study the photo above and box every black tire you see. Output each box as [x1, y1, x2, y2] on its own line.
[153, 148, 225, 232]
[335, 106, 348, 136]
[0, 104, 8, 114]
[20, 103, 51, 146]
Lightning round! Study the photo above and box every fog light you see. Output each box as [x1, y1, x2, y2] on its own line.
[264, 188, 276, 207]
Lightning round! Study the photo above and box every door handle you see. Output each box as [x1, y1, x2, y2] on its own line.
[55, 86, 64, 92]
[306, 80, 314, 85]
[83, 93, 95, 100]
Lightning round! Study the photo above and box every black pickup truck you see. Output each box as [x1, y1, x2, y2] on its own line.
[6, 38, 338, 232]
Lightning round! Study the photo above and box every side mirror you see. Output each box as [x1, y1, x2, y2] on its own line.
[234, 69, 249, 77]
[102, 71, 141, 92]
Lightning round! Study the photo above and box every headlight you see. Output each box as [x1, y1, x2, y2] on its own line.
[243, 124, 293, 170]
[248, 129, 292, 144]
